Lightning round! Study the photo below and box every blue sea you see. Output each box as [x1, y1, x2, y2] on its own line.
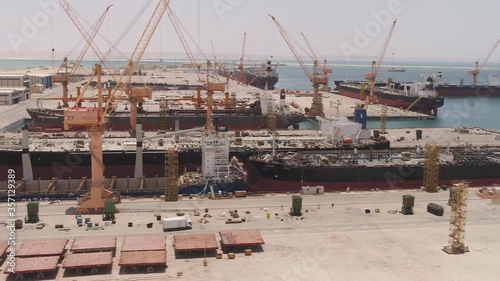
[2, 58, 500, 129]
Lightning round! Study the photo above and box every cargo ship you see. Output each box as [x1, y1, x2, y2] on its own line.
[246, 149, 500, 193]
[26, 99, 305, 132]
[388, 67, 406, 72]
[218, 60, 279, 90]
[0, 121, 390, 181]
[430, 72, 500, 97]
[335, 76, 444, 116]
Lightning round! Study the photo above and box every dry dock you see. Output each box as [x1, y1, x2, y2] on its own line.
[0, 190, 499, 280]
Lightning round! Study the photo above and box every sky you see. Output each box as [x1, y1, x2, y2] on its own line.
[0, 0, 499, 63]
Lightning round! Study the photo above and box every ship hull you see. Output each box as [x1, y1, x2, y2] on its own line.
[435, 85, 500, 97]
[232, 69, 279, 90]
[0, 142, 390, 181]
[26, 108, 305, 131]
[335, 81, 444, 115]
[246, 159, 500, 193]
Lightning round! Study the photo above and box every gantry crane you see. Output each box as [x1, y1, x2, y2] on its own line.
[301, 32, 332, 91]
[53, 5, 113, 107]
[238, 33, 247, 84]
[468, 38, 500, 85]
[365, 19, 397, 103]
[270, 15, 326, 116]
[167, 7, 225, 132]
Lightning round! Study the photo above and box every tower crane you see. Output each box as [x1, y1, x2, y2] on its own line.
[468, 38, 500, 85]
[301, 32, 332, 91]
[270, 15, 326, 116]
[167, 7, 225, 132]
[365, 19, 397, 103]
[238, 33, 247, 84]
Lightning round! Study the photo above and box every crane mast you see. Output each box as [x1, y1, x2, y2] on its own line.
[468, 38, 500, 85]
[365, 19, 397, 103]
[168, 7, 225, 132]
[270, 15, 325, 116]
[238, 33, 247, 84]
[301, 32, 332, 91]
[104, 0, 171, 137]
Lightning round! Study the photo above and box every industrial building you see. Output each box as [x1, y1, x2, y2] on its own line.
[0, 73, 30, 87]
[28, 73, 53, 89]
[0, 87, 30, 105]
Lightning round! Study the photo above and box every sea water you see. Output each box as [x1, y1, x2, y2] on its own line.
[2, 58, 500, 129]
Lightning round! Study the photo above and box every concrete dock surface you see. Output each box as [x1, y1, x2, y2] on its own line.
[0, 189, 499, 280]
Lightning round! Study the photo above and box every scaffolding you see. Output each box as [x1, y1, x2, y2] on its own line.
[268, 114, 277, 134]
[165, 148, 178, 202]
[380, 104, 387, 134]
[443, 182, 469, 254]
[423, 143, 440, 192]
[159, 98, 168, 132]
[230, 92, 237, 108]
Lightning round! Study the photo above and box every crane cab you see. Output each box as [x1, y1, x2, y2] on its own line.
[63, 108, 101, 130]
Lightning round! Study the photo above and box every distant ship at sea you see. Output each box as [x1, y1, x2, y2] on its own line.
[218, 60, 279, 90]
[430, 72, 500, 97]
[388, 67, 406, 72]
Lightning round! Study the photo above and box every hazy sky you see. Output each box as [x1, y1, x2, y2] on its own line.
[0, 0, 499, 63]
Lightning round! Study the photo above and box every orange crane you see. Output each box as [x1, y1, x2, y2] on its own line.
[63, 0, 172, 213]
[270, 15, 326, 116]
[102, 0, 171, 137]
[365, 19, 397, 103]
[53, 5, 113, 107]
[64, 64, 119, 214]
[468, 38, 500, 85]
[58, 0, 118, 81]
[301, 32, 332, 91]
[167, 7, 225, 132]
[238, 33, 247, 84]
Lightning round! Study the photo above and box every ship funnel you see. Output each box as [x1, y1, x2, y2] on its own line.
[280, 89, 286, 106]
[425, 76, 434, 90]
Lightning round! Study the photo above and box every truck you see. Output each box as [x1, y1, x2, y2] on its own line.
[162, 216, 192, 232]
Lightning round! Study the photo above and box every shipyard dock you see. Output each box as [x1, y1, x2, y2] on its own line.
[0, 190, 499, 280]
[0, 68, 432, 133]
